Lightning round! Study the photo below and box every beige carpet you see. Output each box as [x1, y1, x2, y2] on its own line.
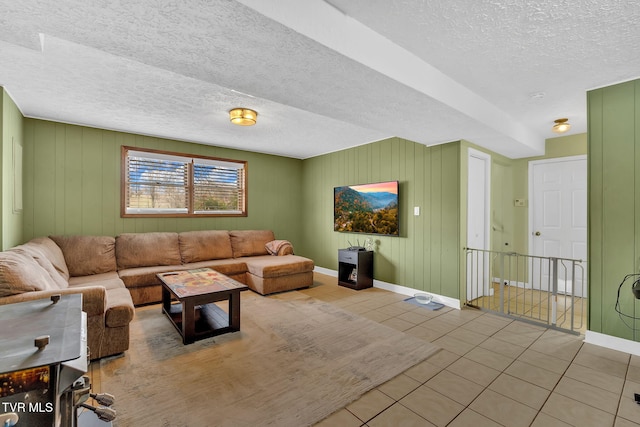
[99, 292, 440, 427]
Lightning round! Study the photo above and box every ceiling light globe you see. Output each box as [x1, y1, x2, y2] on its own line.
[552, 118, 571, 134]
[229, 108, 258, 126]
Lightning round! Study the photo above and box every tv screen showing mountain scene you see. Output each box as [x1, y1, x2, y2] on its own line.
[334, 181, 399, 236]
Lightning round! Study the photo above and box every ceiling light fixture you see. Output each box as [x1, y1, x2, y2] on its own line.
[229, 108, 258, 126]
[552, 118, 571, 134]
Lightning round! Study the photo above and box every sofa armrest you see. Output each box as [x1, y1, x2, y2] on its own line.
[0, 286, 107, 317]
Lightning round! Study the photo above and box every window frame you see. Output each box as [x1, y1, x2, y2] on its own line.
[121, 146, 248, 218]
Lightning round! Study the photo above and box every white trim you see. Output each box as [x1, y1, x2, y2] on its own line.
[313, 267, 461, 309]
[584, 330, 640, 356]
[314, 266, 337, 277]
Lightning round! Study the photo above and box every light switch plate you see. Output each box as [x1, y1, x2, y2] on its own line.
[414, 206, 420, 216]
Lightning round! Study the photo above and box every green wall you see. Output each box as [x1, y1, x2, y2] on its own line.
[22, 119, 306, 250]
[1, 88, 24, 250]
[588, 79, 640, 341]
[301, 137, 462, 299]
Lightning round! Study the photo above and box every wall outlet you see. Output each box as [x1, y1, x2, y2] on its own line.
[514, 199, 526, 207]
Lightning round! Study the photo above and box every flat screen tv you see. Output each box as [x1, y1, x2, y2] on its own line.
[334, 181, 399, 236]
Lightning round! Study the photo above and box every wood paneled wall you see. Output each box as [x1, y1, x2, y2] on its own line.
[22, 119, 305, 248]
[588, 79, 640, 340]
[301, 137, 462, 299]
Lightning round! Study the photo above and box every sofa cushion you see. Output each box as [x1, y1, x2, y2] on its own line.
[229, 230, 275, 258]
[69, 272, 126, 290]
[12, 244, 68, 289]
[116, 232, 181, 269]
[50, 235, 117, 277]
[26, 237, 70, 280]
[0, 251, 61, 297]
[243, 255, 314, 278]
[179, 230, 233, 263]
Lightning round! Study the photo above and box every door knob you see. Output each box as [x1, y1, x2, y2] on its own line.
[534, 231, 541, 236]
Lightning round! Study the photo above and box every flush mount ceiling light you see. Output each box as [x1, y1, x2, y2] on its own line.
[229, 108, 258, 126]
[552, 118, 571, 134]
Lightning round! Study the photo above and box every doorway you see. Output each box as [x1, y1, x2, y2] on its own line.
[529, 156, 587, 298]
[466, 148, 491, 301]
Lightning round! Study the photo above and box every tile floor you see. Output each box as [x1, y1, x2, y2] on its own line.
[90, 272, 640, 426]
[303, 273, 640, 427]
[468, 282, 587, 335]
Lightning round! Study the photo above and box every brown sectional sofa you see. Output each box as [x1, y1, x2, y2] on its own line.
[0, 230, 313, 359]
[112, 229, 314, 305]
[0, 237, 134, 360]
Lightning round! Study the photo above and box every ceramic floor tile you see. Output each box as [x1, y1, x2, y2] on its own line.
[423, 349, 460, 369]
[404, 325, 448, 342]
[580, 342, 631, 365]
[469, 389, 538, 427]
[530, 412, 573, 427]
[432, 335, 475, 356]
[529, 330, 583, 361]
[541, 392, 615, 427]
[573, 351, 629, 379]
[381, 316, 416, 332]
[474, 313, 513, 327]
[403, 360, 445, 383]
[425, 370, 485, 406]
[627, 364, 640, 384]
[367, 403, 436, 427]
[446, 409, 502, 427]
[630, 355, 640, 367]
[616, 387, 640, 425]
[463, 346, 515, 372]
[315, 408, 363, 427]
[445, 327, 489, 346]
[554, 376, 620, 414]
[488, 373, 551, 410]
[615, 416, 640, 427]
[492, 329, 541, 347]
[459, 319, 505, 336]
[421, 318, 460, 334]
[516, 348, 571, 375]
[400, 385, 464, 427]
[478, 336, 527, 359]
[563, 362, 625, 394]
[346, 389, 395, 423]
[445, 357, 501, 387]
[502, 319, 548, 335]
[396, 310, 432, 325]
[377, 374, 422, 401]
[504, 360, 562, 390]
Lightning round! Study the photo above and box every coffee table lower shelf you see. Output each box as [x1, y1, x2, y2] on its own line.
[163, 302, 239, 344]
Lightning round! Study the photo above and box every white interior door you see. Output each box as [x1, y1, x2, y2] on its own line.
[467, 149, 491, 300]
[529, 156, 587, 297]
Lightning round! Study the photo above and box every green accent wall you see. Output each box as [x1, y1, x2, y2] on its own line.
[22, 119, 305, 250]
[1, 88, 24, 250]
[301, 137, 462, 299]
[588, 79, 640, 340]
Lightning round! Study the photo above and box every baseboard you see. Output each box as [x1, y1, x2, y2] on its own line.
[313, 267, 461, 310]
[584, 330, 640, 356]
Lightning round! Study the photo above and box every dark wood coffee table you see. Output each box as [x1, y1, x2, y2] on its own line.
[157, 268, 248, 344]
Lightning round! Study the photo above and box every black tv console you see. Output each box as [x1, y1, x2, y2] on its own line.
[338, 249, 373, 290]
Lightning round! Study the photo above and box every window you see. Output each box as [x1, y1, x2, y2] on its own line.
[121, 146, 247, 217]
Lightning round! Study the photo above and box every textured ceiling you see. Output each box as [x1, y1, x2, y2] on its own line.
[0, 1, 638, 159]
